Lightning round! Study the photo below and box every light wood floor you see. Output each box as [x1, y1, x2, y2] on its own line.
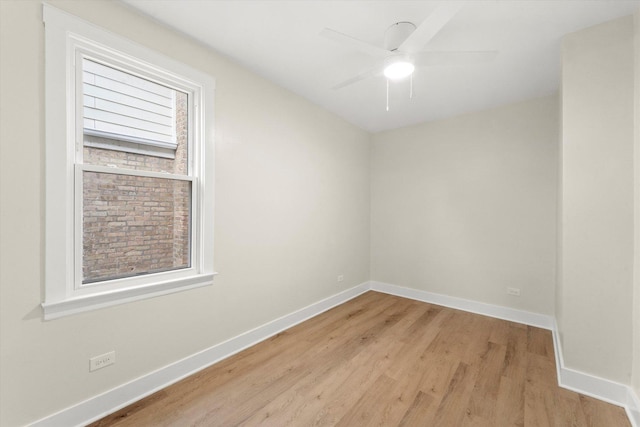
[91, 291, 630, 426]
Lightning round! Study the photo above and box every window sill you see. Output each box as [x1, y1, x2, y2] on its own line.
[42, 273, 217, 320]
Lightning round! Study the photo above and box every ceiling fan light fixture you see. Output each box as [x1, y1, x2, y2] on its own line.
[383, 60, 415, 80]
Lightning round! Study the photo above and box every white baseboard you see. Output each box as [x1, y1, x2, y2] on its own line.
[627, 387, 640, 427]
[30, 282, 370, 427]
[369, 280, 554, 329]
[550, 318, 637, 427]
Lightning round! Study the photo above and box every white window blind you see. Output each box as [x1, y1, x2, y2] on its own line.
[83, 59, 177, 150]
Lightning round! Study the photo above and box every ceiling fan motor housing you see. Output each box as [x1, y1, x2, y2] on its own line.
[384, 22, 416, 51]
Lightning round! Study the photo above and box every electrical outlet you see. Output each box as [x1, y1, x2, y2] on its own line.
[507, 287, 521, 296]
[337, 275, 344, 282]
[90, 351, 115, 372]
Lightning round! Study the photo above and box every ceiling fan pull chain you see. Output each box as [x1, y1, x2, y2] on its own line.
[386, 78, 389, 111]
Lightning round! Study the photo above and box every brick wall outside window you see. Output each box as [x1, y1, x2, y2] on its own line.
[82, 92, 190, 283]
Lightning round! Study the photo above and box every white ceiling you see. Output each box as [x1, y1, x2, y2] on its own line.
[122, 0, 639, 133]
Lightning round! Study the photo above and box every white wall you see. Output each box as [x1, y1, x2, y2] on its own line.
[371, 96, 559, 315]
[0, 1, 370, 425]
[559, 15, 635, 384]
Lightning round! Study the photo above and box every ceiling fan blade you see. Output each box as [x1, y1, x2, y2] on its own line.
[320, 28, 390, 58]
[414, 51, 498, 67]
[331, 65, 383, 90]
[398, 3, 464, 54]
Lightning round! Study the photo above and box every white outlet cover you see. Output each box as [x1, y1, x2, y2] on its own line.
[90, 351, 115, 372]
[507, 287, 521, 296]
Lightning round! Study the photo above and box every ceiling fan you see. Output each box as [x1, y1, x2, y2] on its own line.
[320, 3, 497, 95]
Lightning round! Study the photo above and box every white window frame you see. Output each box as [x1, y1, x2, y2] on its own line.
[42, 4, 216, 320]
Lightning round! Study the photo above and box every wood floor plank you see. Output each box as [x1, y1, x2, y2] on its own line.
[461, 315, 497, 365]
[417, 348, 461, 398]
[304, 301, 439, 426]
[90, 291, 631, 427]
[240, 299, 428, 426]
[494, 375, 525, 426]
[524, 382, 555, 427]
[385, 307, 450, 381]
[431, 361, 479, 426]
[306, 339, 405, 426]
[527, 325, 553, 358]
[466, 341, 508, 421]
[526, 352, 558, 388]
[553, 388, 588, 426]
[580, 394, 631, 427]
[500, 322, 528, 383]
[334, 374, 397, 426]
[205, 298, 417, 426]
[397, 391, 435, 427]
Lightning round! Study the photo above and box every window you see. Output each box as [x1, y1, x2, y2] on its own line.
[42, 5, 215, 319]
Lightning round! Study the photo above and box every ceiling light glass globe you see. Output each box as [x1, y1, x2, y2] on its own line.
[383, 61, 415, 80]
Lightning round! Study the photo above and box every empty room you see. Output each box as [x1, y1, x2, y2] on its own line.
[1, 0, 639, 426]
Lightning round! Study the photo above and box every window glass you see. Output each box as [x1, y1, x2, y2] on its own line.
[82, 58, 189, 175]
[82, 171, 191, 283]
[80, 58, 192, 285]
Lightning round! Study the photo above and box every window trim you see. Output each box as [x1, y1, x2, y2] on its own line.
[42, 4, 216, 320]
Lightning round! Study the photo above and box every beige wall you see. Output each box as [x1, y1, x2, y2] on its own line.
[370, 96, 559, 315]
[633, 9, 640, 400]
[0, 1, 370, 425]
[559, 16, 635, 383]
